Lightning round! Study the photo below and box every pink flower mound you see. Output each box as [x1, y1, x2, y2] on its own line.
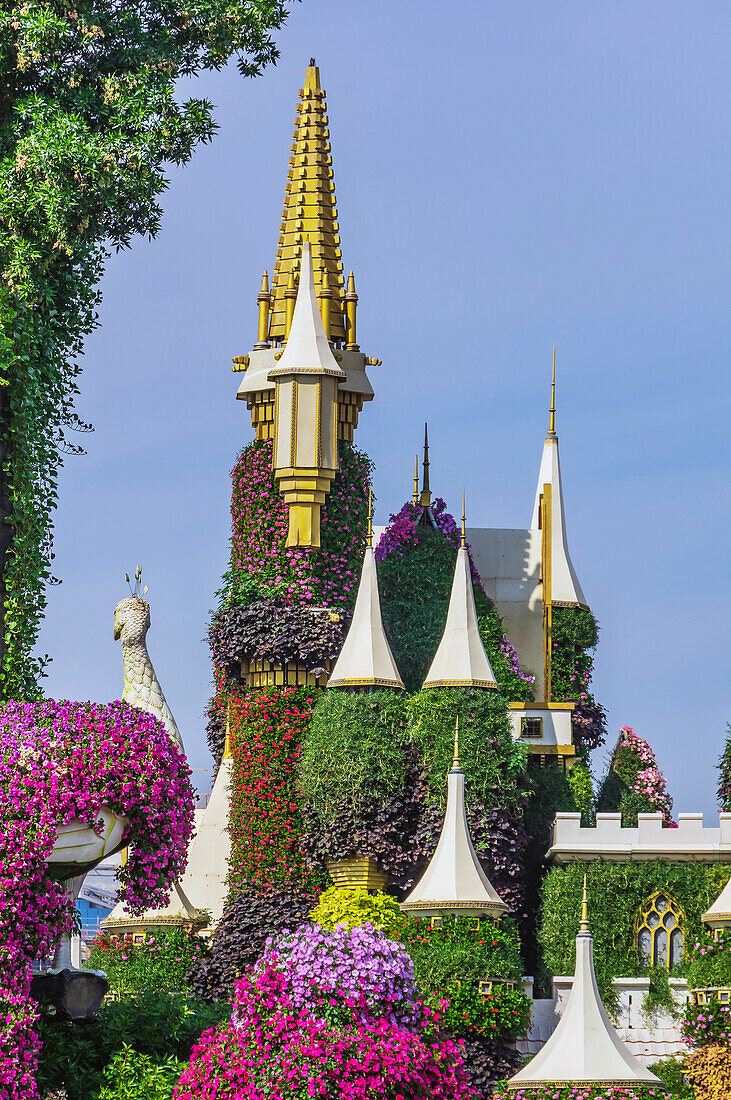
[175, 966, 476, 1100]
[617, 725, 676, 827]
[0, 699, 194, 1100]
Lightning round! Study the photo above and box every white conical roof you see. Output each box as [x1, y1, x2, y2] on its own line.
[328, 547, 404, 689]
[401, 757, 508, 918]
[530, 432, 588, 610]
[509, 902, 662, 1087]
[269, 241, 345, 380]
[422, 546, 497, 689]
[703, 875, 731, 929]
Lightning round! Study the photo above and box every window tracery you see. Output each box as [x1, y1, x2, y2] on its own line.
[635, 892, 684, 969]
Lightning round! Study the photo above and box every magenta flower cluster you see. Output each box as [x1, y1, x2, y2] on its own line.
[176, 966, 474, 1100]
[0, 699, 194, 1100]
[176, 925, 475, 1099]
[227, 439, 372, 608]
[617, 725, 676, 827]
[255, 922, 419, 1027]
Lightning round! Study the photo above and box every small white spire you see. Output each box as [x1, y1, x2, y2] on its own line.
[508, 885, 662, 1088]
[529, 353, 587, 609]
[269, 241, 345, 380]
[422, 546, 498, 689]
[328, 547, 404, 689]
[401, 733, 508, 919]
[702, 874, 731, 932]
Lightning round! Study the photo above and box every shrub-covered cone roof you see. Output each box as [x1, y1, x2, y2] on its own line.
[702, 873, 731, 930]
[328, 546, 404, 688]
[422, 546, 498, 689]
[401, 747, 508, 918]
[269, 240, 345, 381]
[530, 418, 588, 611]
[508, 887, 662, 1088]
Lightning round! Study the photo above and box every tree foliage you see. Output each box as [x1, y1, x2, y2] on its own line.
[0, 0, 290, 697]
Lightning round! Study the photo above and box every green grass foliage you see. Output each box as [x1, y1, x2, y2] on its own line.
[539, 861, 731, 1005]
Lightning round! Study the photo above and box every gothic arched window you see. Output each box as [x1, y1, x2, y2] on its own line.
[635, 892, 684, 969]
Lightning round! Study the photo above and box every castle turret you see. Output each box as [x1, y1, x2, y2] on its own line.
[530, 348, 588, 611]
[508, 880, 661, 1088]
[328, 494, 404, 689]
[401, 721, 508, 919]
[422, 500, 498, 689]
[235, 60, 376, 446]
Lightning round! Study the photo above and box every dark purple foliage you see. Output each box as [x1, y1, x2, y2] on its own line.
[186, 885, 318, 1003]
[208, 600, 349, 684]
[570, 695, 608, 755]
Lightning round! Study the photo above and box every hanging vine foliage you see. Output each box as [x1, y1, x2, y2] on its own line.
[0, 0, 290, 701]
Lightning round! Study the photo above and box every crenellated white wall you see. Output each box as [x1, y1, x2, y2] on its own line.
[548, 811, 731, 863]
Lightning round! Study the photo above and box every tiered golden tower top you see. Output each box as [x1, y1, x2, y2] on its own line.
[269, 61, 346, 346]
[235, 61, 377, 446]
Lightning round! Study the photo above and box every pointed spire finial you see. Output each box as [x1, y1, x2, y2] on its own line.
[419, 423, 432, 507]
[579, 873, 590, 935]
[367, 486, 373, 547]
[549, 344, 556, 435]
[412, 455, 419, 506]
[452, 716, 460, 768]
[461, 488, 466, 549]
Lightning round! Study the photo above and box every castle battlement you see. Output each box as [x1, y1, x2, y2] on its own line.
[548, 812, 731, 863]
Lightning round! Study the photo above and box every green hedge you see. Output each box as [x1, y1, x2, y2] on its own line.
[298, 690, 408, 825]
[86, 928, 204, 996]
[402, 915, 524, 990]
[551, 606, 599, 649]
[539, 861, 731, 1004]
[405, 687, 525, 807]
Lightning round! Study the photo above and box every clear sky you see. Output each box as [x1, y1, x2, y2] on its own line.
[41, 1, 731, 816]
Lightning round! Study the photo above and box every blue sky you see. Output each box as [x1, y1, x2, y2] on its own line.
[42, 1, 731, 815]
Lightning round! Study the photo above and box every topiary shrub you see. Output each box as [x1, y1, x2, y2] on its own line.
[570, 695, 608, 756]
[310, 887, 408, 939]
[567, 758, 594, 819]
[597, 725, 676, 826]
[185, 885, 317, 1004]
[459, 1036, 524, 1094]
[682, 999, 731, 1048]
[685, 1043, 731, 1099]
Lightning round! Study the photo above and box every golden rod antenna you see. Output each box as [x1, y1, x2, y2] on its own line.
[367, 486, 373, 546]
[579, 873, 590, 934]
[461, 488, 466, 549]
[453, 715, 460, 768]
[412, 455, 419, 506]
[549, 344, 557, 435]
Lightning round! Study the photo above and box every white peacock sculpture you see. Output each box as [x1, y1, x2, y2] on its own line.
[113, 568, 183, 750]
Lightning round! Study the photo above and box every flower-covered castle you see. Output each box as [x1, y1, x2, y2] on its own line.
[112, 60, 731, 1095]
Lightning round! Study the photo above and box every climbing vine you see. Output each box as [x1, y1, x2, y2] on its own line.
[0, 0, 289, 700]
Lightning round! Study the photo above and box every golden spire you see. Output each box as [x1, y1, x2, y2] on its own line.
[268, 60, 345, 344]
[412, 455, 419, 506]
[367, 486, 373, 547]
[344, 271, 359, 350]
[452, 716, 460, 768]
[419, 423, 432, 507]
[579, 873, 590, 934]
[549, 344, 556, 435]
[461, 488, 466, 549]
